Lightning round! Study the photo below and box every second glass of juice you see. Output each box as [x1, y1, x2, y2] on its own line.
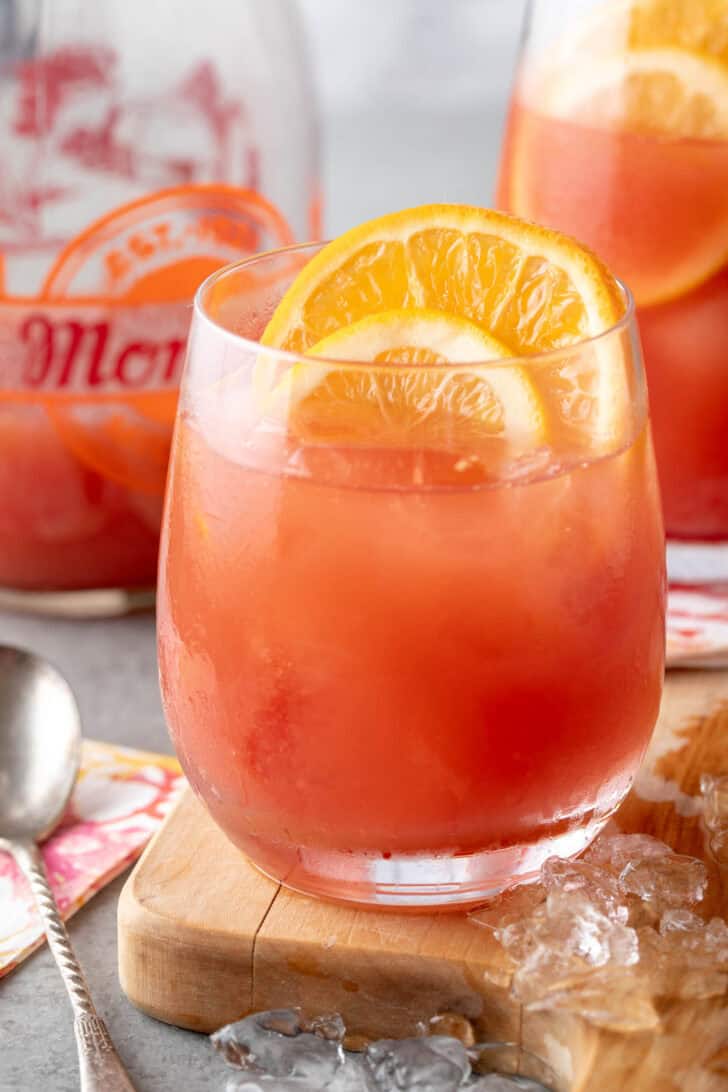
[158, 247, 665, 909]
[497, 0, 728, 540]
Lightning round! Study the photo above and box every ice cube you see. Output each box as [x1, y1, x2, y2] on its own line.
[468, 883, 546, 938]
[701, 773, 728, 871]
[659, 908, 705, 935]
[365, 1036, 470, 1090]
[700, 773, 728, 833]
[211, 1009, 345, 1083]
[211, 1011, 554, 1091]
[541, 855, 629, 922]
[499, 888, 639, 997]
[705, 916, 728, 950]
[583, 832, 674, 869]
[618, 854, 707, 910]
[637, 923, 728, 1002]
[560, 832, 710, 922]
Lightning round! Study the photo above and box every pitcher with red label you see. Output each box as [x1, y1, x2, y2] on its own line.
[0, 0, 318, 612]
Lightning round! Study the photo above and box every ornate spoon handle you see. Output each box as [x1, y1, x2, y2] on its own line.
[12, 840, 137, 1092]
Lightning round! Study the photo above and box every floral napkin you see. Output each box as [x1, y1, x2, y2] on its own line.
[667, 584, 728, 668]
[666, 542, 728, 668]
[0, 739, 184, 977]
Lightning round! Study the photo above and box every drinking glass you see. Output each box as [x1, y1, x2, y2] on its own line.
[0, 0, 318, 613]
[158, 245, 665, 909]
[496, 0, 728, 544]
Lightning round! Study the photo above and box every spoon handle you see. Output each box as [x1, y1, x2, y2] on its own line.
[14, 841, 137, 1092]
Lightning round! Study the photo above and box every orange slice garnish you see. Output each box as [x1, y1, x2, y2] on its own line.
[260, 205, 627, 446]
[544, 48, 728, 141]
[263, 308, 547, 446]
[540, 0, 728, 70]
[261, 204, 623, 356]
[629, 0, 728, 65]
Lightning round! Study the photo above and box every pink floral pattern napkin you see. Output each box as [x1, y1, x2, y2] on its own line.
[666, 541, 728, 668]
[0, 740, 184, 977]
[667, 584, 728, 668]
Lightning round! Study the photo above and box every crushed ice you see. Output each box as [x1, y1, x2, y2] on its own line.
[470, 827, 728, 1031]
[211, 1010, 552, 1091]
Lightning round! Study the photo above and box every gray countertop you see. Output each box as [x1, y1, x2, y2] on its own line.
[0, 16, 519, 1083]
[0, 612, 215, 1092]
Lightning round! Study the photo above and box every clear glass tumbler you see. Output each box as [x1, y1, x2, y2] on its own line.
[157, 246, 665, 910]
[0, 0, 318, 613]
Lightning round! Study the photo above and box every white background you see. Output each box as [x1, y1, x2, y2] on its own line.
[298, 0, 527, 232]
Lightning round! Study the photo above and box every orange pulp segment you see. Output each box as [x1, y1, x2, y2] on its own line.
[264, 308, 548, 446]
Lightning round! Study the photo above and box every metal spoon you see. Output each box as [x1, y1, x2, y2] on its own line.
[0, 646, 136, 1092]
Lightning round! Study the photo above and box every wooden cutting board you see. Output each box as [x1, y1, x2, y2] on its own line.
[118, 670, 728, 1091]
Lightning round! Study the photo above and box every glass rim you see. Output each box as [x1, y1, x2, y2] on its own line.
[193, 240, 638, 370]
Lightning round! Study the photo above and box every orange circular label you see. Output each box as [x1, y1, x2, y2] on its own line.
[41, 183, 293, 301]
[27, 183, 294, 493]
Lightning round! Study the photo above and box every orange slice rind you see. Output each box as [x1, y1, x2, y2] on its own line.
[301, 308, 513, 365]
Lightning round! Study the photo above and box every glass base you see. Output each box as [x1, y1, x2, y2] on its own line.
[241, 817, 610, 910]
[0, 584, 156, 619]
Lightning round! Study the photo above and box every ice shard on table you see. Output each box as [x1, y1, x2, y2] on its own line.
[212, 1009, 553, 1090]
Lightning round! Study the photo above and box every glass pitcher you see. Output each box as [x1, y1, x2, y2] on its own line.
[0, 0, 318, 614]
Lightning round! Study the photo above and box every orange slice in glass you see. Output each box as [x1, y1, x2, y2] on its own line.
[264, 308, 547, 446]
[545, 48, 728, 141]
[629, 0, 728, 65]
[261, 204, 623, 355]
[260, 206, 626, 446]
[540, 0, 728, 69]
